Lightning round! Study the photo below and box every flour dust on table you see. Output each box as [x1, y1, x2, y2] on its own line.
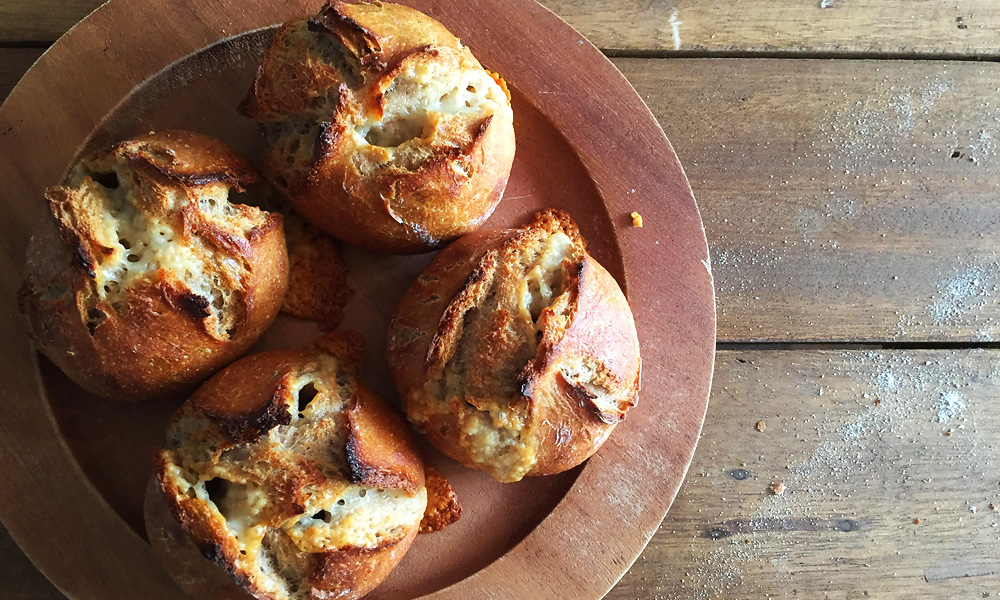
[666, 351, 1000, 599]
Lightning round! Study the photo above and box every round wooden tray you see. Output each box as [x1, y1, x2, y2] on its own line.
[0, 1, 715, 598]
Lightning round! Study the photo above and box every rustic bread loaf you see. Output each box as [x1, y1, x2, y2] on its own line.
[18, 130, 288, 401]
[153, 332, 426, 600]
[241, 0, 516, 254]
[387, 210, 642, 482]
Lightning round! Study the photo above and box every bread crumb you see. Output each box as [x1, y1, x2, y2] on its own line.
[945, 430, 953, 436]
[756, 420, 766, 433]
[913, 518, 921, 525]
[630, 211, 643, 227]
[281, 214, 353, 330]
[419, 466, 462, 533]
[770, 483, 784, 496]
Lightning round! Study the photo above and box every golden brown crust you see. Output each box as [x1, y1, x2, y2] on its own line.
[419, 466, 461, 533]
[19, 131, 288, 401]
[154, 332, 426, 600]
[280, 210, 352, 330]
[308, 527, 417, 599]
[387, 210, 641, 482]
[520, 256, 642, 475]
[187, 349, 305, 442]
[308, 328, 366, 376]
[344, 386, 425, 495]
[121, 130, 258, 188]
[242, 1, 516, 254]
[241, 2, 463, 125]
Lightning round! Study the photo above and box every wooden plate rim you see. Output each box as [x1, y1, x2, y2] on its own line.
[0, 0, 716, 598]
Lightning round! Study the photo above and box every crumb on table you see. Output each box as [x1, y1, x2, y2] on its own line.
[913, 518, 922, 525]
[770, 483, 785, 496]
[630, 211, 643, 227]
[756, 420, 766, 433]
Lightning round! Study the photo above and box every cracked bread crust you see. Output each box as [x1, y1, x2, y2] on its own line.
[387, 210, 642, 482]
[18, 130, 288, 401]
[418, 466, 462, 533]
[280, 208, 353, 330]
[154, 332, 426, 600]
[241, 1, 516, 254]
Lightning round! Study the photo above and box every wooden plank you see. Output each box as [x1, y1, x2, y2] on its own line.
[544, 0, 1000, 56]
[0, 49, 42, 102]
[0, 526, 63, 599]
[608, 349, 1000, 599]
[4, 348, 998, 598]
[0, 0, 103, 45]
[617, 57, 1000, 342]
[3, 0, 1000, 55]
[4, 53, 998, 342]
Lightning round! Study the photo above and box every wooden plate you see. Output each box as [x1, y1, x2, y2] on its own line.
[0, 0, 715, 598]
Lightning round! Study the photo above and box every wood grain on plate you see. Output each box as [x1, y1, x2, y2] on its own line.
[4, 53, 999, 345]
[3, 0, 1000, 55]
[610, 350, 1000, 600]
[0, 0, 713, 599]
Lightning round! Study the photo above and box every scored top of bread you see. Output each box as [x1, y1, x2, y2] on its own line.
[387, 210, 642, 482]
[155, 332, 426, 600]
[19, 130, 288, 401]
[241, 1, 516, 254]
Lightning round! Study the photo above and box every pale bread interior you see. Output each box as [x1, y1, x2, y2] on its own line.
[66, 155, 257, 339]
[354, 57, 509, 152]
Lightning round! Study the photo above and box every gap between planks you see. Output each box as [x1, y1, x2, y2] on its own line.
[720, 341, 1000, 351]
[7, 42, 1000, 62]
[603, 49, 1000, 62]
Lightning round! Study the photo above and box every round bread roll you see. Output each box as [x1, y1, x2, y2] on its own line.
[241, 0, 516, 254]
[18, 130, 288, 402]
[387, 210, 642, 483]
[153, 332, 427, 600]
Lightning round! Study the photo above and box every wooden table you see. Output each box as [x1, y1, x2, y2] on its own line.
[3, 1, 999, 598]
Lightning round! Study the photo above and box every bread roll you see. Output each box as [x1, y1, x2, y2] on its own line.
[241, 0, 516, 254]
[153, 332, 426, 600]
[18, 130, 288, 401]
[387, 210, 642, 483]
